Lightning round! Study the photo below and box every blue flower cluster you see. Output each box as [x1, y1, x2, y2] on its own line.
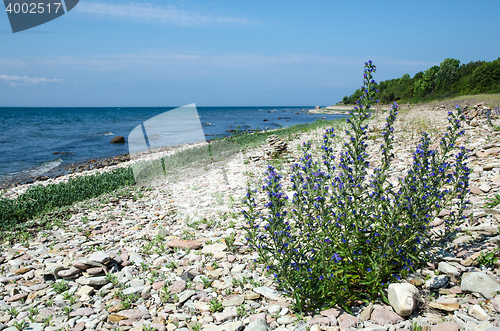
[243, 61, 470, 312]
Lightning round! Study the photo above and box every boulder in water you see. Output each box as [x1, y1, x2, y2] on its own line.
[110, 136, 125, 144]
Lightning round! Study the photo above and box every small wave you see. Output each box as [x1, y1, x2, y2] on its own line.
[0, 158, 63, 186]
[28, 158, 63, 177]
[93, 131, 114, 137]
[202, 122, 211, 126]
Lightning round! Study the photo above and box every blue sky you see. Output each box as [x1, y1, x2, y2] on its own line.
[1, 0, 499, 107]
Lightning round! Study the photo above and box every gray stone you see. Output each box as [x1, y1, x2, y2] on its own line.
[57, 267, 81, 278]
[206, 270, 222, 280]
[167, 240, 203, 250]
[169, 280, 186, 293]
[484, 163, 500, 171]
[231, 264, 245, 274]
[438, 262, 460, 276]
[358, 303, 373, 321]
[268, 304, 281, 315]
[128, 252, 145, 265]
[253, 286, 278, 300]
[453, 312, 480, 329]
[338, 314, 358, 329]
[130, 279, 145, 288]
[201, 244, 226, 255]
[25, 324, 44, 331]
[201, 321, 243, 331]
[425, 275, 449, 289]
[222, 295, 244, 307]
[213, 307, 237, 322]
[308, 325, 322, 331]
[115, 309, 149, 320]
[388, 283, 419, 316]
[73, 259, 104, 269]
[180, 271, 195, 281]
[370, 307, 403, 325]
[123, 286, 144, 295]
[69, 307, 94, 317]
[469, 304, 488, 321]
[42, 264, 65, 279]
[76, 285, 93, 296]
[492, 296, 500, 312]
[39, 307, 57, 319]
[294, 323, 308, 331]
[170, 313, 191, 321]
[76, 276, 109, 286]
[178, 290, 196, 304]
[276, 316, 296, 325]
[480, 184, 491, 193]
[461, 272, 500, 299]
[245, 319, 271, 331]
[88, 251, 111, 264]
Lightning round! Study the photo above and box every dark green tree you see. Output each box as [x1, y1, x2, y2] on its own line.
[435, 58, 460, 90]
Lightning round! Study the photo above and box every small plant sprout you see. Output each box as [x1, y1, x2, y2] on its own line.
[51, 280, 70, 294]
[105, 273, 120, 287]
[209, 297, 223, 312]
[237, 304, 247, 317]
[224, 232, 236, 252]
[63, 306, 72, 316]
[161, 284, 171, 302]
[13, 320, 29, 331]
[8, 306, 19, 317]
[201, 276, 213, 288]
[477, 248, 499, 268]
[191, 322, 202, 331]
[27, 306, 39, 323]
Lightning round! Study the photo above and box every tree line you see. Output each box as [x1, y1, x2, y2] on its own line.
[342, 57, 500, 104]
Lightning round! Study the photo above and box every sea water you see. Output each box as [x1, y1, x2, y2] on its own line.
[0, 106, 346, 185]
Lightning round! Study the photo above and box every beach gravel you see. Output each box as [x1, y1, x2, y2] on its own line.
[2, 101, 500, 330]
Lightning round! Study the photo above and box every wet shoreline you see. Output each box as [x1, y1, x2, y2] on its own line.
[0, 153, 132, 190]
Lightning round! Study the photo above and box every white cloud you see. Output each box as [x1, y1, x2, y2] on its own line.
[0, 74, 63, 85]
[75, 2, 256, 26]
[0, 52, 438, 72]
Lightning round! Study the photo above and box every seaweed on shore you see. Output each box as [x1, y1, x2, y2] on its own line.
[0, 167, 134, 235]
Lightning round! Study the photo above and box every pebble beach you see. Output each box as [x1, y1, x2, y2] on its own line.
[1, 101, 500, 331]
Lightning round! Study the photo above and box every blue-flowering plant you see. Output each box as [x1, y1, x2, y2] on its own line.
[243, 61, 470, 311]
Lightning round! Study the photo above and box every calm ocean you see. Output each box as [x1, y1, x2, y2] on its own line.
[0, 106, 346, 186]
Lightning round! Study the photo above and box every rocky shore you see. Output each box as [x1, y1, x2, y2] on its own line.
[1, 102, 500, 331]
[0, 154, 131, 191]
